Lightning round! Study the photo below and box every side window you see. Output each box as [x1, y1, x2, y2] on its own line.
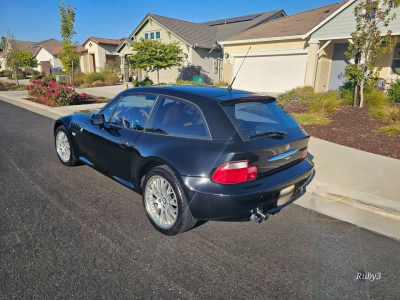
[144, 33, 148, 40]
[156, 31, 161, 39]
[146, 96, 209, 139]
[109, 94, 157, 131]
[101, 100, 118, 122]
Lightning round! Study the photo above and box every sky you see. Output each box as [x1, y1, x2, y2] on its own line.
[0, 0, 338, 43]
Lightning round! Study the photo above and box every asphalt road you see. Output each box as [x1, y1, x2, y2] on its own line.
[0, 100, 399, 300]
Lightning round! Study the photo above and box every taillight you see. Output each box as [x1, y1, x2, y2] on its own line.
[211, 160, 258, 184]
[301, 147, 308, 160]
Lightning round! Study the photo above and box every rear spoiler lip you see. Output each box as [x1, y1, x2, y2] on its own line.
[219, 96, 276, 106]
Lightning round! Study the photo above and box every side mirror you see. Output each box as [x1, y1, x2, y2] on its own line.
[91, 113, 104, 126]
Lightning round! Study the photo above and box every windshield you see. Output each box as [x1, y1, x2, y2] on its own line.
[221, 100, 300, 140]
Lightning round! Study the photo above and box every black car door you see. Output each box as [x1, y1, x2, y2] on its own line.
[82, 93, 158, 183]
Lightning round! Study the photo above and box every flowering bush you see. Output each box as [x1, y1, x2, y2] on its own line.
[28, 79, 85, 106]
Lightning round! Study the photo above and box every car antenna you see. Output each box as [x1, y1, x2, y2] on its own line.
[227, 46, 251, 93]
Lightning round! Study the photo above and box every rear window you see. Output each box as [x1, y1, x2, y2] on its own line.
[221, 100, 299, 140]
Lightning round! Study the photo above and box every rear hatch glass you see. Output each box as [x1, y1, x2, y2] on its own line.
[221, 99, 299, 140]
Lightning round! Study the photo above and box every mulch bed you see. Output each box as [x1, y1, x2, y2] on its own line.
[284, 103, 400, 160]
[24, 95, 109, 107]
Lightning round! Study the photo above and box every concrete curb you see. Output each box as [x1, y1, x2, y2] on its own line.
[307, 180, 400, 221]
[0, 91, 104, 120]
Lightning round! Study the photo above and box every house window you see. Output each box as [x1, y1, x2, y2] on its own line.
[144, 31, 161, 41]
[392, 43, 400, 74]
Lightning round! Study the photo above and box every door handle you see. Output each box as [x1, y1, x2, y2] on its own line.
[118, 139, 130, 148]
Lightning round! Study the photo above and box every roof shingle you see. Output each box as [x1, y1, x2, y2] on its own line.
[224, 3, 344, 41]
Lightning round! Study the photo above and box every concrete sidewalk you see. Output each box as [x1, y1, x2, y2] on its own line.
[75, 85, 126, 99]
[0, 77, 31, 84]
[0, 89, 399, 237]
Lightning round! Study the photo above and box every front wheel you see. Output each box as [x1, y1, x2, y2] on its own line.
[142, 165, 197, 235]
[54, 126, 79, 166]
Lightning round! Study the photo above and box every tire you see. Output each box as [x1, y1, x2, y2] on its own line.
[142, 165, 197, 235]
[54, 125, 79, 166]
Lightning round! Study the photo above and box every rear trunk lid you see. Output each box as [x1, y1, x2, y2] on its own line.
[220, 97, 310, 175]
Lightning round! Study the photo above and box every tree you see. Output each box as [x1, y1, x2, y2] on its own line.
[345, 0, 400, 107]
[127, 39, 183, 84]
[58, 1, 80, 88]
[0, 36, 6, 52]
[6, 31, 38, 86]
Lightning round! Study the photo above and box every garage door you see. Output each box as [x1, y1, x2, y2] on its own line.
[232, 54, 307, 93]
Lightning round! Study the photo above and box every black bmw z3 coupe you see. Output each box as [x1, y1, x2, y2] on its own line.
[54, 86, 314, 235]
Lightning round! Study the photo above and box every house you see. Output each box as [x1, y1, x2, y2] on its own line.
[304, 0, 400, 92]
[116, 10, 286, 83]
[0, 38, 63, 71]
[34, 46, 63, 74]
[221, 0, 400, 94]
[79, 37, 123, 73]
[219, 3, 346, 93]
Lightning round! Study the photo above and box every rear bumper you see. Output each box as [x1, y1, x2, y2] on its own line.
[182, 158, 314, 221]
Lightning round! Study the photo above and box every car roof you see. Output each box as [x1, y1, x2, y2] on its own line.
[121, 85, 267, 100]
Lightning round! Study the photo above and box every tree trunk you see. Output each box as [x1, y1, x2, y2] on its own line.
[359, 80, 365, 108]
[157, 69, 159, 85]
[353, 84, 358, 107]
[14, 69, 19, 87]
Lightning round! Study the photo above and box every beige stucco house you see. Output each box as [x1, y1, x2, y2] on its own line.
[79, 37, 122, 73]
[33, 45, 64, 74]
[221, 0, 400, 94]
[116, 10, 286, 83]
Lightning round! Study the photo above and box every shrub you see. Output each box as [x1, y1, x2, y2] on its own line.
[308, 90, 342, 114]
[79, 84, 91, 88]
[388, 79, 400, 103]
[363, 89, 389, 107]
[8, 70, 27, 79]
[42, 75, 56, 85]
[0, 80, 28, 91]
[92, 80, 104, 87]
[292, 113, 331, 125]
[176, 80, 202, 85]
[215, 81, 230, 87]
[376, 122, 400, 136]
[0, 70, 12, 78]
[30, 71, 46, 82]
[133, 76, 154, 87]
[105, 74, 120, 85]
[73, 72, 86, 86]
[278, 86, 317, 103]
[370, 105, 400, 122]
[28, 79, 85, 106]
[25, 68, 40, 76]
[84, 72, 106, 84]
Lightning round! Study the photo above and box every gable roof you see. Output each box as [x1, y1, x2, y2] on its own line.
[222, 3, 345, 42]
[115, 38, 135, 53]
[201, 10, 286, 40]
[37, 38, 63, 47]
[302, 0, 356, 38]
[129, 10, 286, 49]
[82, 36, 124, 46]
[129, 13, 218, 48]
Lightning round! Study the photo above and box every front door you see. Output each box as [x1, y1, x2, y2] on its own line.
[328, 43, 350, 90]
[82, 93, 157, 182]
